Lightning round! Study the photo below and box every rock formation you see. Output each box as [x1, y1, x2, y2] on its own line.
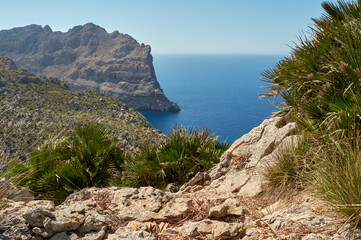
[0, 23, 179, 111]
[1, 117, 357, 239]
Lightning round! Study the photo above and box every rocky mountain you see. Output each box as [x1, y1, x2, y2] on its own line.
[1, 117, 356, 239]
[0, 23, 179, 111]
[0, 57, 166, 161]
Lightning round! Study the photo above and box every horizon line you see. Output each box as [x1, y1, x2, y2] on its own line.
[151, 52, 287, 56]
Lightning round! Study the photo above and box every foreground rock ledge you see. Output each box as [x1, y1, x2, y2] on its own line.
[0, 117, 359, 239]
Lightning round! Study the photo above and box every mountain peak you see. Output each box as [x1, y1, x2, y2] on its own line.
[70, 23, 106, 33]
[0, 24, 180, 111]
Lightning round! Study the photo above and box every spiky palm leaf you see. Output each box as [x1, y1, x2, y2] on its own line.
[261, 0, 361, 138]
[123, 126, 229, 191]
[2, 124, 125, 203]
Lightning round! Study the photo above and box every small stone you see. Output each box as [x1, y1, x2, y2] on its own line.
[163, 228, 179, 235]
[180, 220, 243, 239]
[107, 230, 156, 240]
[301, 233, 328, 240]
[50, 232, 78, 240]
[23, 205, 55, 227]
[82, 226, 106, 240]
[158, 198, 192, 220]
[208, 198, 246, 218]
[78, 213, 110, 234]
[245, 227, 260, 237]
[44, 217, 81, 233]
[32, 227, 55, 238]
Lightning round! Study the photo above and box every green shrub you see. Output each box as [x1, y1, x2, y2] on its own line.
[261, 0, 361, 138]
[261, 0, 361, 224]
[3, 124, 124, 203]
[122, 126, 229, 191]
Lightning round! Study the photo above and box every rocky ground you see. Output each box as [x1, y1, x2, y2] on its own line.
[0, 23, 179, 111]
[1, 117, 359, 239]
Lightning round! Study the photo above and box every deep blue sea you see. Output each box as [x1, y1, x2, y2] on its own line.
[140, 54, 284, 144]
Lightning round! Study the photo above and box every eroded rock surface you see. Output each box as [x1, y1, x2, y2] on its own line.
[0, 117, 358, 239]
[0, 23, 179, 111]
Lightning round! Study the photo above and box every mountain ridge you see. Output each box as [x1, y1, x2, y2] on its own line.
[0, 23, 179, 111]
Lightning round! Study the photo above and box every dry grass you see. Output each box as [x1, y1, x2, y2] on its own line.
[313, 140, 361, 223]
[243, 220, 315, 240]
[263, 137, 315, 198]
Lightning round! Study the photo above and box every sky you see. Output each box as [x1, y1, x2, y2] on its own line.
[0, 0, 327, 55]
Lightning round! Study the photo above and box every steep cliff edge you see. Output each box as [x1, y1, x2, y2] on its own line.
[0, 23, 179, 111]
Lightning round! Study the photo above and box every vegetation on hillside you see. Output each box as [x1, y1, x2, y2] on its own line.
[0, 57, 165, 162]
[3, 125, 125, 203]
[262, 0, 361, 137]
[2, 125, 229, 203]
[122, 126, 229, 191]
[262, 0, 361, 222]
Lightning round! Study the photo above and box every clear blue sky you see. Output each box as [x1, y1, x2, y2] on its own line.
[1, 0, 326, 54]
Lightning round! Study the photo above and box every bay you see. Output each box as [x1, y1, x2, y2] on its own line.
[141, 54, 283, 143]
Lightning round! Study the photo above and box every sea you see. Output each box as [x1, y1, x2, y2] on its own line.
[140, 54, 284, 144]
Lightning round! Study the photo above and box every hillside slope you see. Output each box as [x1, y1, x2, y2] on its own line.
[0, 23, 179, 111]
[0, 57, 165, 160]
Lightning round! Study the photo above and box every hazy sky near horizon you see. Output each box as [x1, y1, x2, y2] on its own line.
[1, 0, 326, 55]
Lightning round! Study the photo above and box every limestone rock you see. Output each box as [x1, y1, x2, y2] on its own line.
[208, 198, 246, 218]
[78, 213, 110, 234]
[180, 219, 244, 239]
[107, 229, 156, 240]
[183, 117, 298, 198]
[44, 217, 82, 233]
[23, 204, 55, 227]
[50, 232, 79, 240]
[81, 226, 106, 240]
[158, 197, 192, 220]
[0, 24, 179, 111]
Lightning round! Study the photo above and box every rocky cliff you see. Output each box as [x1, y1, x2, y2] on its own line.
[1, 117, 356, 239]
[0, 57, 165, 161]
[0, 23, 179, 111]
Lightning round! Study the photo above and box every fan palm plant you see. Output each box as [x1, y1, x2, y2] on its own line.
[3, 124, 124, 203]
[122, 126, 229, 191]
[262, 0, 361, 137]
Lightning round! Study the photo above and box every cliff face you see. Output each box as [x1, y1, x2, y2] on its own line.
[0, 23, 179, 111]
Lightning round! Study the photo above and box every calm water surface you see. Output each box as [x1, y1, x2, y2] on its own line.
[141, 54, 283, 143]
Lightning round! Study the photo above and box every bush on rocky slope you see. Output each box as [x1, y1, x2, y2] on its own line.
[263, 136, 315, 197]
[3, 125, 125, 203]
[262, 0, 361, 138]
[2, 125, 229, 203]
[262, 0, 361, 222]
[122, 126, 229, 191]
[313, 139, 361, 222]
